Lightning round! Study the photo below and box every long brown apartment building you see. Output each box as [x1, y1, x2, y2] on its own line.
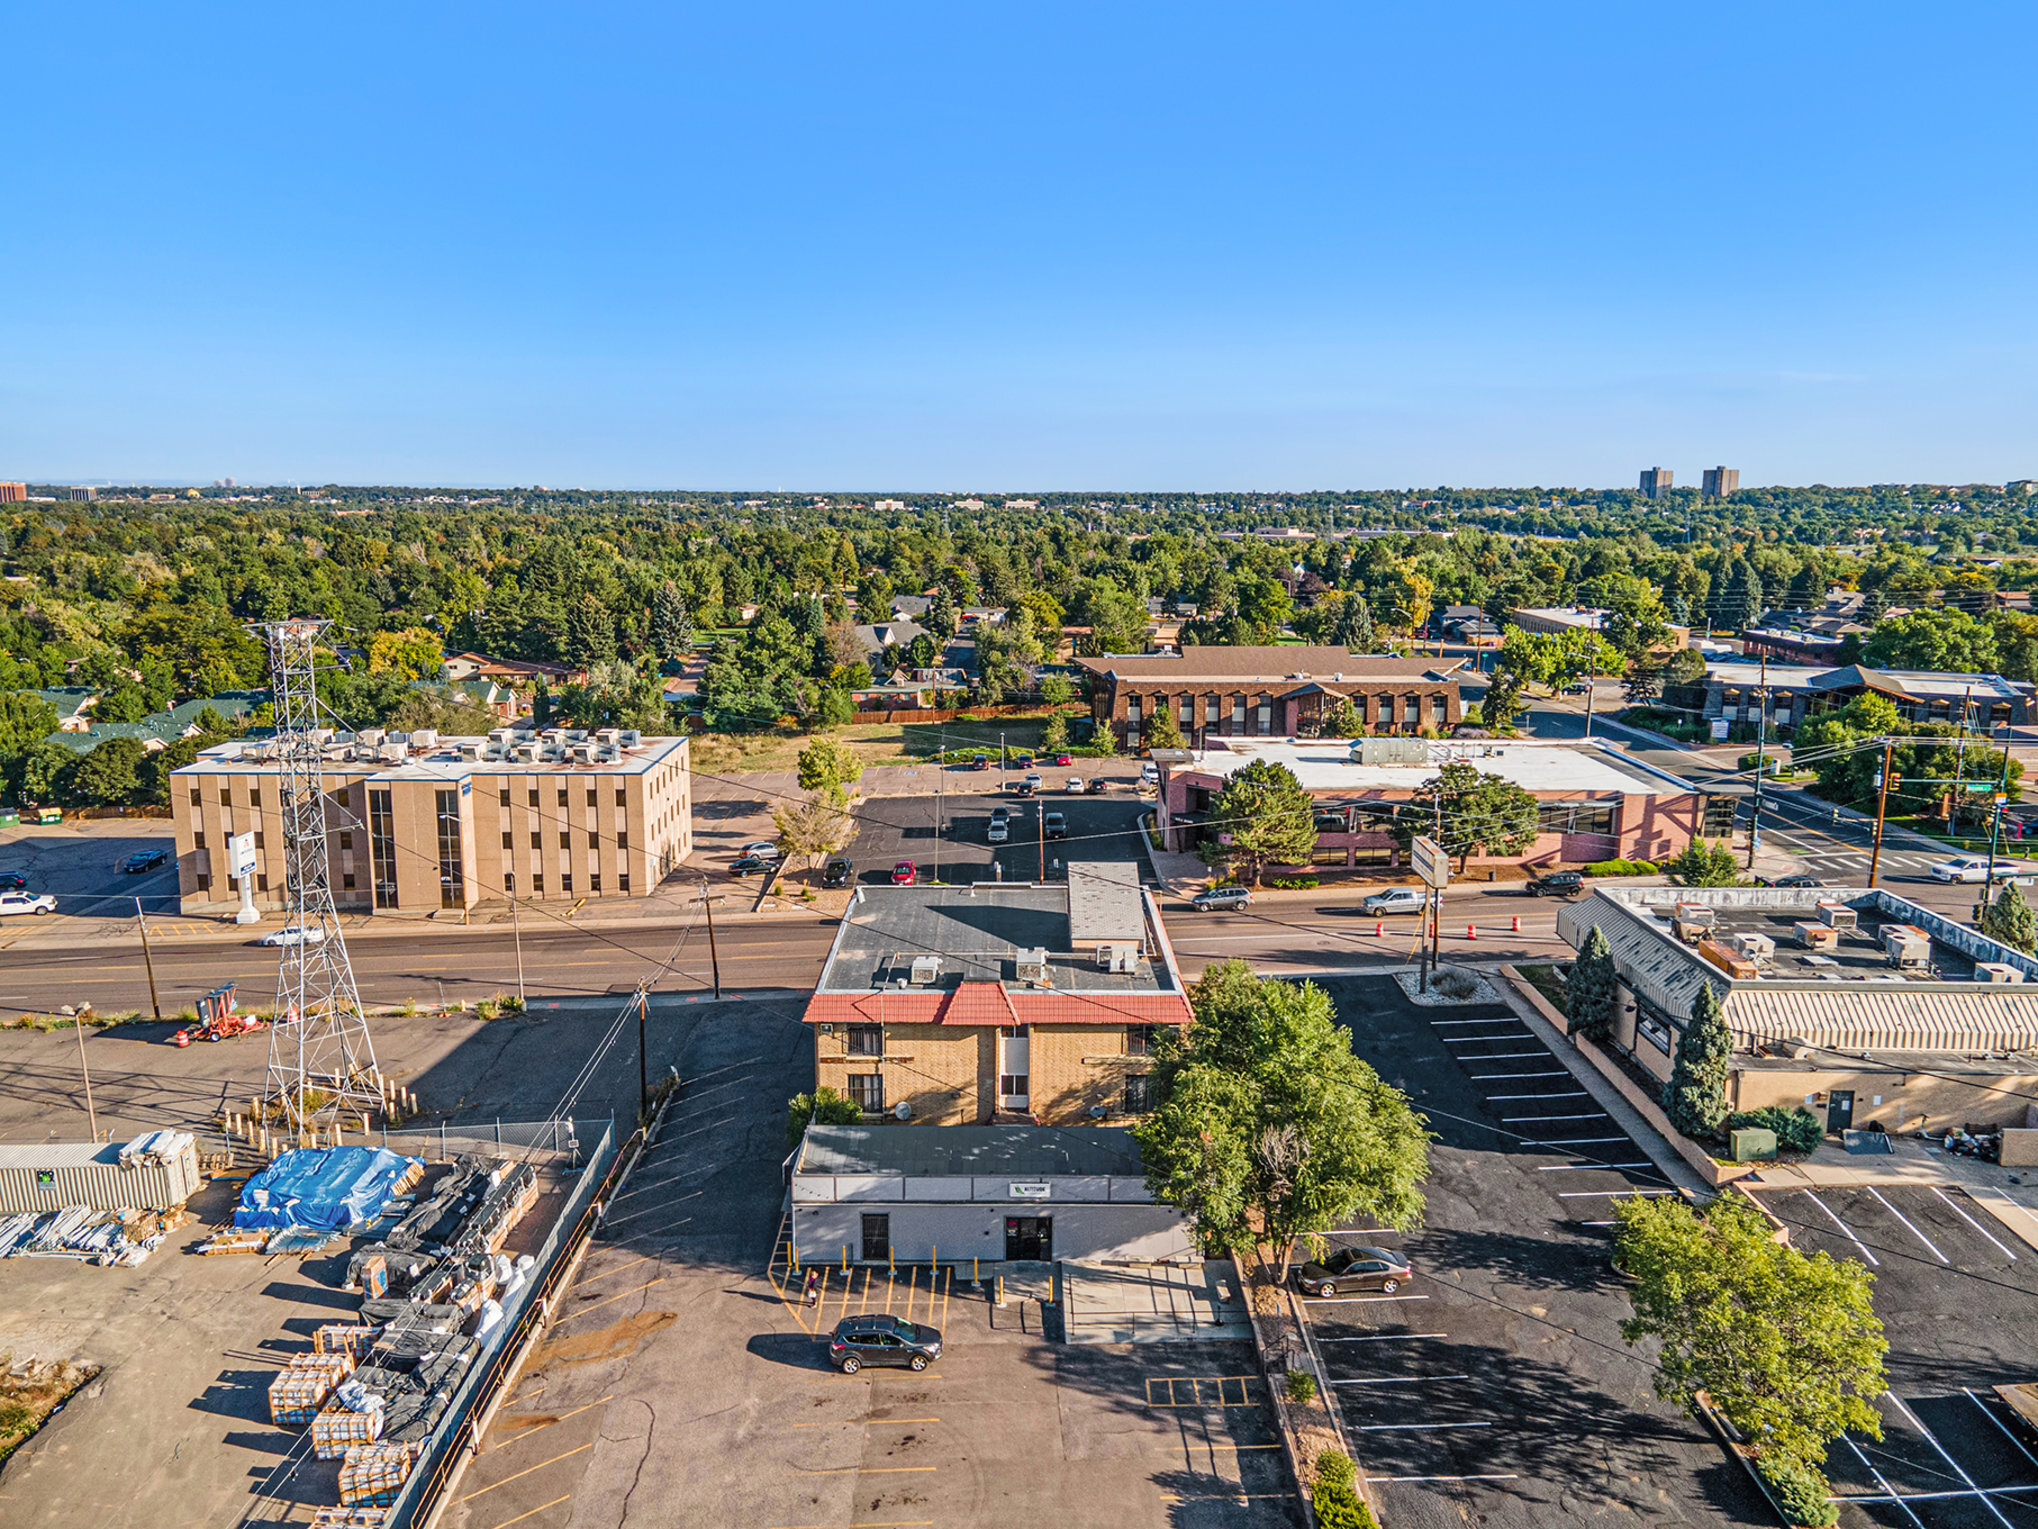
[803, 864, 1195, 1127]
[171, 726, 692, 916]
[1076, 646, 1464, 749]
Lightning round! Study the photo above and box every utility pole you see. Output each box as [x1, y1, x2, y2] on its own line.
[511, 894, 526, 1006]
[1582, 656, 1597, 739]
[700, 880, 723, 999]
[1868, 737, 1895, 888]
[1983, 726, 2014, 894]
[134, 897, 162, 1021]
[637, 989, 650, 1124]
[1038, 801, 1046, 881]
[1952, 685, 1974, 827]
[75, 1010, 98, 1142]
[935, 724, 943, 886]
[1747, 653, 1769, 869]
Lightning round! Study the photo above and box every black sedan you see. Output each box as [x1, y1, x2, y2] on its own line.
[122, 848, 171, 874]
[828, 1314, 942, 1373]
[822, 858, 853, 888]
[1292, 1245, 1414, 1298]
[728, 856, 777, 878]
[0, 872, 26, 891]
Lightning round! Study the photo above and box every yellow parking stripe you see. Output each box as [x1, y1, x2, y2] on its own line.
[458, 1443, 593, 1501]
[553, 1279, 665, 1324]
[482, 1495, 572, 1529]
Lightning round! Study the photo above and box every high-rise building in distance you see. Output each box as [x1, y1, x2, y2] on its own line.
[1702, 466, 1740, 498]
[1639, 467, 1673, 499]
[0, 483, 26, 503]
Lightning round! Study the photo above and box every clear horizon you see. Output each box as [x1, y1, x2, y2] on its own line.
[4, 3, 2033, 489]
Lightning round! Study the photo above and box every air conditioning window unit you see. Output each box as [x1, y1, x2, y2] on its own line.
[1975, 962, 2025, 984]
[1015, 948, 1051, 985]
[909, 956, 940, 986]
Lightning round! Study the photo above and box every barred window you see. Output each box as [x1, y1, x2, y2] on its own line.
[847, 1024, 884, 1057]
[846, 1074, 885, 1112]
[1123, 1075, 1153, 1113]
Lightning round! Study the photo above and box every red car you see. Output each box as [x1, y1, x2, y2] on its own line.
[891, 861, 917, 885]
[1052, 752, 1073, 767]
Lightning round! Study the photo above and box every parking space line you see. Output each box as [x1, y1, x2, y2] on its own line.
[1557, 1189, 1676, 1198]
[1332, 1374, 1471, 1386]
[1301, 1294, 1430, 1304]
[799, 1466, 938, 1475]
[1354, 1422, 1494, 1432]
[1886, 1393, 2015, 1529]
[482, 1496, 572, 1529]
[1501, 1112, 1606, 1122]
[1868, 1186, 1951, 1264]
[1488, 1090, 1589, 1101]
[1935, 1188, 2019, 1260]
[1441, 1031, 1530, 1041]
[555, 1278, 667, 1324]
[1316, 1332, 1447, 1342]
[1456, 1050, 1548, 1059]
[791, 1416, 941, 1428]
[1538, 1162, 1653, 1172]
[1431, 1018, 1527, 1027]
[1843, 1434, 1925, 1528]
[858, 1266, 873, 1315]
[489, 1396, 613, 1449]
[571, 1254, 655, 1288]
[1965, 1389, 2038, 1469]
[1377, 1474, 1521, 1483]
[940, 1264, 952, 1327]
[457, 1443, 595, 1502]
[1469, 1071, 1568, 1080]
[1528, 1135, 1626, 1145]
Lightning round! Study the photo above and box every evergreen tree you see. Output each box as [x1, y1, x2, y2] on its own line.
[565, 593, 616, 669]
[1982, 882, 2038, 955]
[1322, 695, 1366, 738]
[1668, 594, 1691, 627]
[1664, 982, 1732, 1138]
[1784, 563, 1822, 612]
[1566, 926, 1619, 1043]
[1143, 706, 1186, 751]
[925, 586, 959, 644]
[1861, 588, 1889, 626]
[1726, 564, 1764, 631]
[652, 580, 694, 666]
[1332, 595, 1376, 653]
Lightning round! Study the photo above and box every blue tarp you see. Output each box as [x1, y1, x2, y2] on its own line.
[234, 1146, 422, 1232]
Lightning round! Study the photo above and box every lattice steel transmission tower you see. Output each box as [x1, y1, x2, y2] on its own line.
[254, 619, 382, 1130]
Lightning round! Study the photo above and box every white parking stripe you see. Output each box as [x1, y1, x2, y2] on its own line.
[1802, 1190, 1880, 1266]
[1931, 1187, 2017, 1260]
[1455, 1050, 1548, 1059]
[1316, 1333, 1447, 1343]
[1558, 1189, 1675, 1198]
[1886, 1392, 2017, 1529]
[1431, 1018, 1526, 1027]
[1487, 1090, 1588, 1101]
[1503, 1112, 1607, 1122]
[1469, 1071, 1568, 1080]
[1965, 1388, 2038, 1470]
[1868, 1186, 1951, 1265]
[1441, 1032, 1532, 1042]
[1333, 1374, 1472, 1386]
[1528, 1135, 1627, 1145]
[1538, 1162, 1653, 1172]
[1376, 1474, 1521, 1483]
[1843, 1435, 1927, 1529]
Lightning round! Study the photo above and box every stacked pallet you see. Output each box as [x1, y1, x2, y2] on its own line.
[315, 1324, 381, 1361]
[337, 1442, 420, 1507]
[269, 1353, 354, 1426]
[312, 1396, 385, 1458]
[310, 1508, 387, 1528]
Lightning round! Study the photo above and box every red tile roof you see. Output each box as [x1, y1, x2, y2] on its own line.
[801, 986, 1191, 1028]
[940, 981, 1020, 1027]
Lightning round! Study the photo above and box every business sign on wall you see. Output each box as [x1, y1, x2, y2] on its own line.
[1008, 1182, 1051, 1200]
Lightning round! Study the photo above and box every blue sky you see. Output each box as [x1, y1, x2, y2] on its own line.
[3, 3, 2033, 490]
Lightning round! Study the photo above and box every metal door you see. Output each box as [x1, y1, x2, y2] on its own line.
[1004, 1215, 1052, 1261]
[860, 1213, 890, 1263]
[1826, 1090, 1854, 1135]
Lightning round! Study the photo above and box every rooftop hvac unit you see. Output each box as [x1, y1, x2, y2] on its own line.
[514, 743, 541, 763]
[620, 730, 643, 747]
[1727, 931, 1775, 964]
[309, 728, 335, 746]
[1696, 940, 1759, 980]
[1817, 901, 1857, 931]
[459, 743, 482, 761]
[358, 728, 386, 746]
[1976, 962, 2026, 984]
[1672, 903, 1717, 943]
[570, 743, 597, 763]
[595, 728, 622, 745]
[1794, 921, 1840, 951]
[1886, 935, 1931, 970]
[909, 956, 940, 986]
[410, 728, 439, 749]
[1015, 948, 1051, 985]
[1096, 942, 1141, 974]
[1880, 923, 1931, 956]
[377, 743, 406, 762]
[487, 728, 512, 745]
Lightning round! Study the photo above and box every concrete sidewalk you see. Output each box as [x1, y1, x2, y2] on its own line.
[1739, 1136, 2038, 1252]
[1061, 1259, 1252, 1344]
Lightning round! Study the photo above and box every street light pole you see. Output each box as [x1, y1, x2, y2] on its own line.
[134, 897, 162, 1021]
[1868, 737, 1895, 888]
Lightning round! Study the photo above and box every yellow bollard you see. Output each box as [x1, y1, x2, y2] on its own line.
[889, 1246, 896, 1275]
[930, 1244, 936, 1274]
[842, 1245, 849, 1272]
[792, 1242, 800, 1273]
[973, 1256, 979, 1287]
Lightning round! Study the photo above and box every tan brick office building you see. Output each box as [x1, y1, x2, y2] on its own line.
[803, 865, 1196, 1127]
[1076, 646, 1464, 750]
[170, 727, 691, 916]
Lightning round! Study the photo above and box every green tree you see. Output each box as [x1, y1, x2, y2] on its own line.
[1135, 962, 1430, 1280]
[1321, 695, 1365, 738]
[1198, 758, 1316, 885]
[652, 580, 694, 666]
[1071, 576, 1148, 656]
[15, 740, 77, 806]
[0, 692, 58, 759]
[1862, 609, 1999, 673]
[1665, 839, 1743, 886]
[1037, 672, 1076, 707]
[1613, 1193, 1885, 1502]
[1565, 926, 1619, 1043]
[1861, 588, 1889, 626]
[1398, 762, 1539, 872]
[366, 626, 445, 680]
[1042, 708, 1071, 753]
[1143, 706, 1186, 751]
[786, 1086, 865, 1147]
[565, 593, 616, 668]
[797, 736, 865, 805]
[72, 736, 147, 806]
[924, 586, 959, 644]
[1982, 882, 2038, 955]
[771, 792, 857, 870]
[1332, 594, 1375, 653]
[1478, 666, 1525, 732]
[1663, 981, 1732, 1137]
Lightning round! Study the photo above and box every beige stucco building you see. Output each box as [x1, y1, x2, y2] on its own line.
[170, 727, 691, 916]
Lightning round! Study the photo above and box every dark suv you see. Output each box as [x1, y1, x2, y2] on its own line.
[1525, 870, 1584, 897]
[827, 1314, 943, 1373]
[823, 858, 853, 889]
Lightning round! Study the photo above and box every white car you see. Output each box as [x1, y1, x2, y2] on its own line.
[1140, 762, 1160, 786]
[1066, 776, 1084, 794]
[260, 924, 328, 947]
[0, 891, 56, 916]
[739, 841, 782, 862]
[1928, 856, 2032, 885]
[987, 819, 1009, 843]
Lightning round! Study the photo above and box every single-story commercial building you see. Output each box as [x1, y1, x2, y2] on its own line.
[1666, 662, 2035, 736]
[1509, 606, 1692, 650]
[1157, 736, 1734, 869]
[1558, 885, 2038, 1134]
[790, 1124, 1194, 1266]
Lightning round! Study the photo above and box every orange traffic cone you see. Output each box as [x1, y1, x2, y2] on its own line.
[1374, 920, 1384, 937]
[1467, 923, 1477, 940]
[1511, 915, 1521, 932]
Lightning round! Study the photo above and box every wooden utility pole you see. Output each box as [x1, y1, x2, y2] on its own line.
[134, 897, 162, 1021]
[1746, 653, 1770, 869]
[700, 880, 723, 999]
[637, 989, 650, 1124]
[511, 894, 526, 1006]
[1868, 737, 1895, 887]
[75, 1011, 99, 1142]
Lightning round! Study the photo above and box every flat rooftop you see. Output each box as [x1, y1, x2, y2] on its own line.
[820, 881, 1176, 996]
[1176, 737, 1697, 797]
[1659, 901, 1980, 984]
[178, 730, 687, 780]
[796, 1123, 1146, 1178]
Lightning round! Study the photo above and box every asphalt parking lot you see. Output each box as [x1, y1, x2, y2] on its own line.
[0, 817, 180, 921]
[1750, 1182, 2038, 1529]
[831, 782, 1152, 886]
[1299, 974, 1771, 1529]
[450, 996, 1299, 1529]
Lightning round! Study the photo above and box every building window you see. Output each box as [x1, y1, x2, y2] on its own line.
[1179, 694, 1193, 729]
[998, 1073, 1029, 1099]
[503, 832, 514, 849]
[1537, 802, 1618, 837]
[435, 787, 465, 909]
[559, 830, 571, 848]
[589, 873, 601, 893]
[1254, 694, 1271, 734]
[1638, 1014, 1673, 1054]
[1123, 1075, 1153, 1113]
[1230, 694, 1246, 733]
[528, 788, 539, 806]
[196, 872, 211, 891]
[847, 1024, 884, 1057]
[616, 788, 627, 806]
[342, 872, 355, 890]
[189, 788, 200, 807]
[369, 788, 398, 908]
[1702, 795, 1737, 836]
[531, 831, 542, 848]
[1431, 694, 1447, 725]
[617, 831, 628, 850]
[253, 831, 264, 849]
[1379, 695, 1395, 726]
[561, 873, 573, 893]
[618, 874, 630, 892]
[557, 787, 568, 805]
[1125, 1025, 1155, 1056]
[220, 786, 231, 804]
[586, 788, 597, 806]
[193, 830, 205, 849]
[249, 788, 261, 808]
[846, 1074, 885, 1113]
[1126, 693, 1143, 727]
[339, 831, 353, 850]
[532, 874, 544, 893]
[256, 874, 269, 892]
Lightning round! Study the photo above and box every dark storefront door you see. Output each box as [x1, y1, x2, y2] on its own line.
[1826, 1090, 1855, 1136]
[1005, 1216, 1052, 1261]
[860, 1213, 890, 1263]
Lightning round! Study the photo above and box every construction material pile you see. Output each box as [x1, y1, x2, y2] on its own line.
[311, 1509, 388, 1528]
[270, 1352, 356, 1426]
[236, 1147, 425, 1234]
[339, 1442, 422, 1508]
[0, 1206, 172, 1265]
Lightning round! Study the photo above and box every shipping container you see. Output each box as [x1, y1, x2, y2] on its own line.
[0, 1134, 200, 1215]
